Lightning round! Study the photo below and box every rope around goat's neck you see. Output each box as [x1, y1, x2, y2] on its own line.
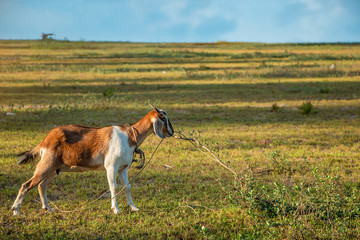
[131, 125, 138, 149]
[50, 138, 164, 213]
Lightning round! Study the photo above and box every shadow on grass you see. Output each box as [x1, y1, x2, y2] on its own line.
[1, 80, 359, 104]
[0, 103, 358, 133]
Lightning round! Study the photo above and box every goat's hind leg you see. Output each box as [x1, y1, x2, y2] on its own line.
[12, 155, 57, 215]
[12, 174, 51, 216]
[38, 173, 56, 212]
[12, 178, 34, 215]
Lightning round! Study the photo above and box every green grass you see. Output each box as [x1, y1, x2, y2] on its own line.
[0, 40, 359, 239]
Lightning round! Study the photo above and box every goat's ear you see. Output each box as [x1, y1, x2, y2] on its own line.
[153, 118, 165, 139]
[149, 103, 161, 114]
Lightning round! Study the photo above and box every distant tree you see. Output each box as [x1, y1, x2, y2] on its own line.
[41, 33, 55, 40]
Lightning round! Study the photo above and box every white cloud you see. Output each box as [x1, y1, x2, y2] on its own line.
[294, 0, 347, 41]
[189, 3, 220, 28]
[157, 0, 238, 30]
[221, 0, 351, 42]
[298, 0, 323, 11]
[159, 0, 189, 27]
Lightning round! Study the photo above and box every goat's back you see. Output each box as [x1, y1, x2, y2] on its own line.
[37, 125, 113, 167]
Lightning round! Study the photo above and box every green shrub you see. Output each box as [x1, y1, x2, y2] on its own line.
[199, 64, 211, 70]
[102, 87, 115, 98]
[319, 86, 330, 94]
[299, 101, 314, 115]
[270, 103, 280, 112]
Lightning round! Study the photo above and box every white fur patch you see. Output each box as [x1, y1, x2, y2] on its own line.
[39, 148, 46, 158]
[104, 126, 135, 169]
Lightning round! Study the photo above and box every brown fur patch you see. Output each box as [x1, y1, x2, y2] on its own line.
[130, 111, 158, 147]
[37, 125, 112, 167]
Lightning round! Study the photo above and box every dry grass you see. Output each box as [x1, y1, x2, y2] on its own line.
[0, 40, 359, 239]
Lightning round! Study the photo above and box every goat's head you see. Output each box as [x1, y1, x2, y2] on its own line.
[149, 103, 174, 139]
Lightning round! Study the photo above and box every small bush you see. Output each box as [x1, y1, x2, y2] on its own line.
[299, 101, 314, 115]
[319, 86, 330, 94]
[288, 87, 302, 93]
[216, 70, 242, 80]
[102, 87, 115, 98]
[270, 103, 280, 112]
[199, 64, 211, 70]
[40, 77, 51, 88]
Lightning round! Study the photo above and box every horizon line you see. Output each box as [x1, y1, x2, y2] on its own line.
[1, 38, 360, 45]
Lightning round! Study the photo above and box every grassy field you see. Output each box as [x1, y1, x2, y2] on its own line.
[0, 40, 359, 239]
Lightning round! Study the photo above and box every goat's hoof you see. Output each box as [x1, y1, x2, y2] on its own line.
[13, 210, 21, 216]
[129, 205, 139, 212]
[42, 206, 54, 212]
[112, 208, 121, 214]
[12, 206, 21, 216]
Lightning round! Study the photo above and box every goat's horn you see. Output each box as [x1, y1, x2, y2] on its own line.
[149, 103, 161, 113]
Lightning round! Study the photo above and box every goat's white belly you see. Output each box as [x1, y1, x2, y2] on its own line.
[61, 165, 106, 172]
[61, 154, 106, 172]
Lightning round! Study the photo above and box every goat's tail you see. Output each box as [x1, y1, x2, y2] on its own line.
[17, 149, 39, 165]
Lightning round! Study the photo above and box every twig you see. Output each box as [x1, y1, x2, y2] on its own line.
[174, 198, 202, 223]
[176, 205, 201, 223]
[173, 131, 243, 190]
[189, 203, 217, 212]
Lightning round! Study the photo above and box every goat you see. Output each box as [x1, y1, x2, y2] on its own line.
[12, 104, 174, 215]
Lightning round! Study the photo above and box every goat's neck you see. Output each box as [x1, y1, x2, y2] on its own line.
[131, 114, 154, 147]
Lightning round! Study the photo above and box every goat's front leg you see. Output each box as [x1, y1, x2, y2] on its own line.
[119, 168, 139, 212]
[106, 166, 121, 214]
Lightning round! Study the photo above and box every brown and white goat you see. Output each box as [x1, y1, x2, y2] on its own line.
[12, 105, 174, 215]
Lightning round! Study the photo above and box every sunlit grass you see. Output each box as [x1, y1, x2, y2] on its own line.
[0, 40, 359, 239]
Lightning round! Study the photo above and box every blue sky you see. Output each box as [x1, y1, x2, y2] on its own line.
[0, 0, 359, 43]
